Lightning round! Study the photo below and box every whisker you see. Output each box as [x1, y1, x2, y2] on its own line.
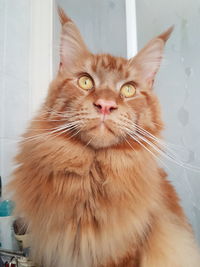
[119, 115, 199, 171]
[42, 105, 85, 115]
[132, 122, 183, 150]
[40, 111, 89, 121]
[32, 114, 87, 122]
[127, 122, 192, 167]
[65, 127, 82, 140]
[120, 118, 191, 169]
[125, 131, 172, 171]
[130, 124, 181, 159]
[126, 129, 200, 172]
[120, 115, 182, 150]
[123, 134, 168, 173]
[42, 124, 81, 142]
[32, 121, 80, 133]
[20, 121, 81, 144]
[124, 138, 136, 153]
[32, 119, 67, 122]
[151, 121, 164, 127]
[84, 138, 93, 148]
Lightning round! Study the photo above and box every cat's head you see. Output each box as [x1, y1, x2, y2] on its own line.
[45, 8, 173, 149]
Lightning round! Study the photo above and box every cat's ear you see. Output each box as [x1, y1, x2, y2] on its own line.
[58, 7, 89, 68]
[129, 26, 174, 87]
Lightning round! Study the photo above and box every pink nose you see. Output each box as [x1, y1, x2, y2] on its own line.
[93, 99, 117, 115]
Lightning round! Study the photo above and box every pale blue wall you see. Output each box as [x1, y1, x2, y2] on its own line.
[136, 0, 200, 243]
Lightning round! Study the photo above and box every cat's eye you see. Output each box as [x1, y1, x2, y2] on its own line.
[120, 83, 136, 98]
[78, 75, 94, 90]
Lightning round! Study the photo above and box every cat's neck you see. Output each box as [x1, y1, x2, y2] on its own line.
[23, 128, 160, 189]
[94, 145, 160, 192]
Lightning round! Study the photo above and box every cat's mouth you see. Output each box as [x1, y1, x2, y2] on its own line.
[79, 117, 122, 148]
[89, 120, 115, 135]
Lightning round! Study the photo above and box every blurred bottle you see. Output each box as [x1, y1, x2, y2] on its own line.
[0, 176, 16, 250]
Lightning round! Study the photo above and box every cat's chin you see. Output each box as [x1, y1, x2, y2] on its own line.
[79, 129, 121, 149]
[88, 137, 120, 149]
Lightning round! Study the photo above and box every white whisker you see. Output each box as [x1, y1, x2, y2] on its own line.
[125, 128, 200, 172]
[126, 131, 172, 171]
[43, 124, 81, 142]
[20, 121, 81, 144]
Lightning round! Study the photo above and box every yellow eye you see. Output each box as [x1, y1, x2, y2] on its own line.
[78, 75, 94, 90]
[120, 83, 136, 98]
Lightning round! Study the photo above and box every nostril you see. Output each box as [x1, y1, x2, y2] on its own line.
[109, 106, 117, 112]
[93, 103, 102, 110]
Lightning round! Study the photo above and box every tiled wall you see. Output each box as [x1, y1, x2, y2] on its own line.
[0, 0, 31, 188]
[136, 0, 200, 243]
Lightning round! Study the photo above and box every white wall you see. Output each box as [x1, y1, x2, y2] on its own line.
[0, 0, 52, 189]
[0, 0, 31, 188]
[136, 0, 200, 242]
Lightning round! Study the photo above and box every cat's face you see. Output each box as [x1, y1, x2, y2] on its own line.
[45, 9, 173, 149]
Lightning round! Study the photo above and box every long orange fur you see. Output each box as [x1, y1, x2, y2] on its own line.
[9, 9, 200, 267]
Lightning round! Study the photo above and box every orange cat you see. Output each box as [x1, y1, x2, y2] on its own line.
[9, 8, 200, 267]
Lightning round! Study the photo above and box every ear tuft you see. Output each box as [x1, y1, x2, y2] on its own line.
[158, 25, 174, 42]
[57, 6, 72, 26]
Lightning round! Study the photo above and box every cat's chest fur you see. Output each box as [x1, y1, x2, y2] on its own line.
[36, 151, 156, 267]
[16, 140, 159, 267]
